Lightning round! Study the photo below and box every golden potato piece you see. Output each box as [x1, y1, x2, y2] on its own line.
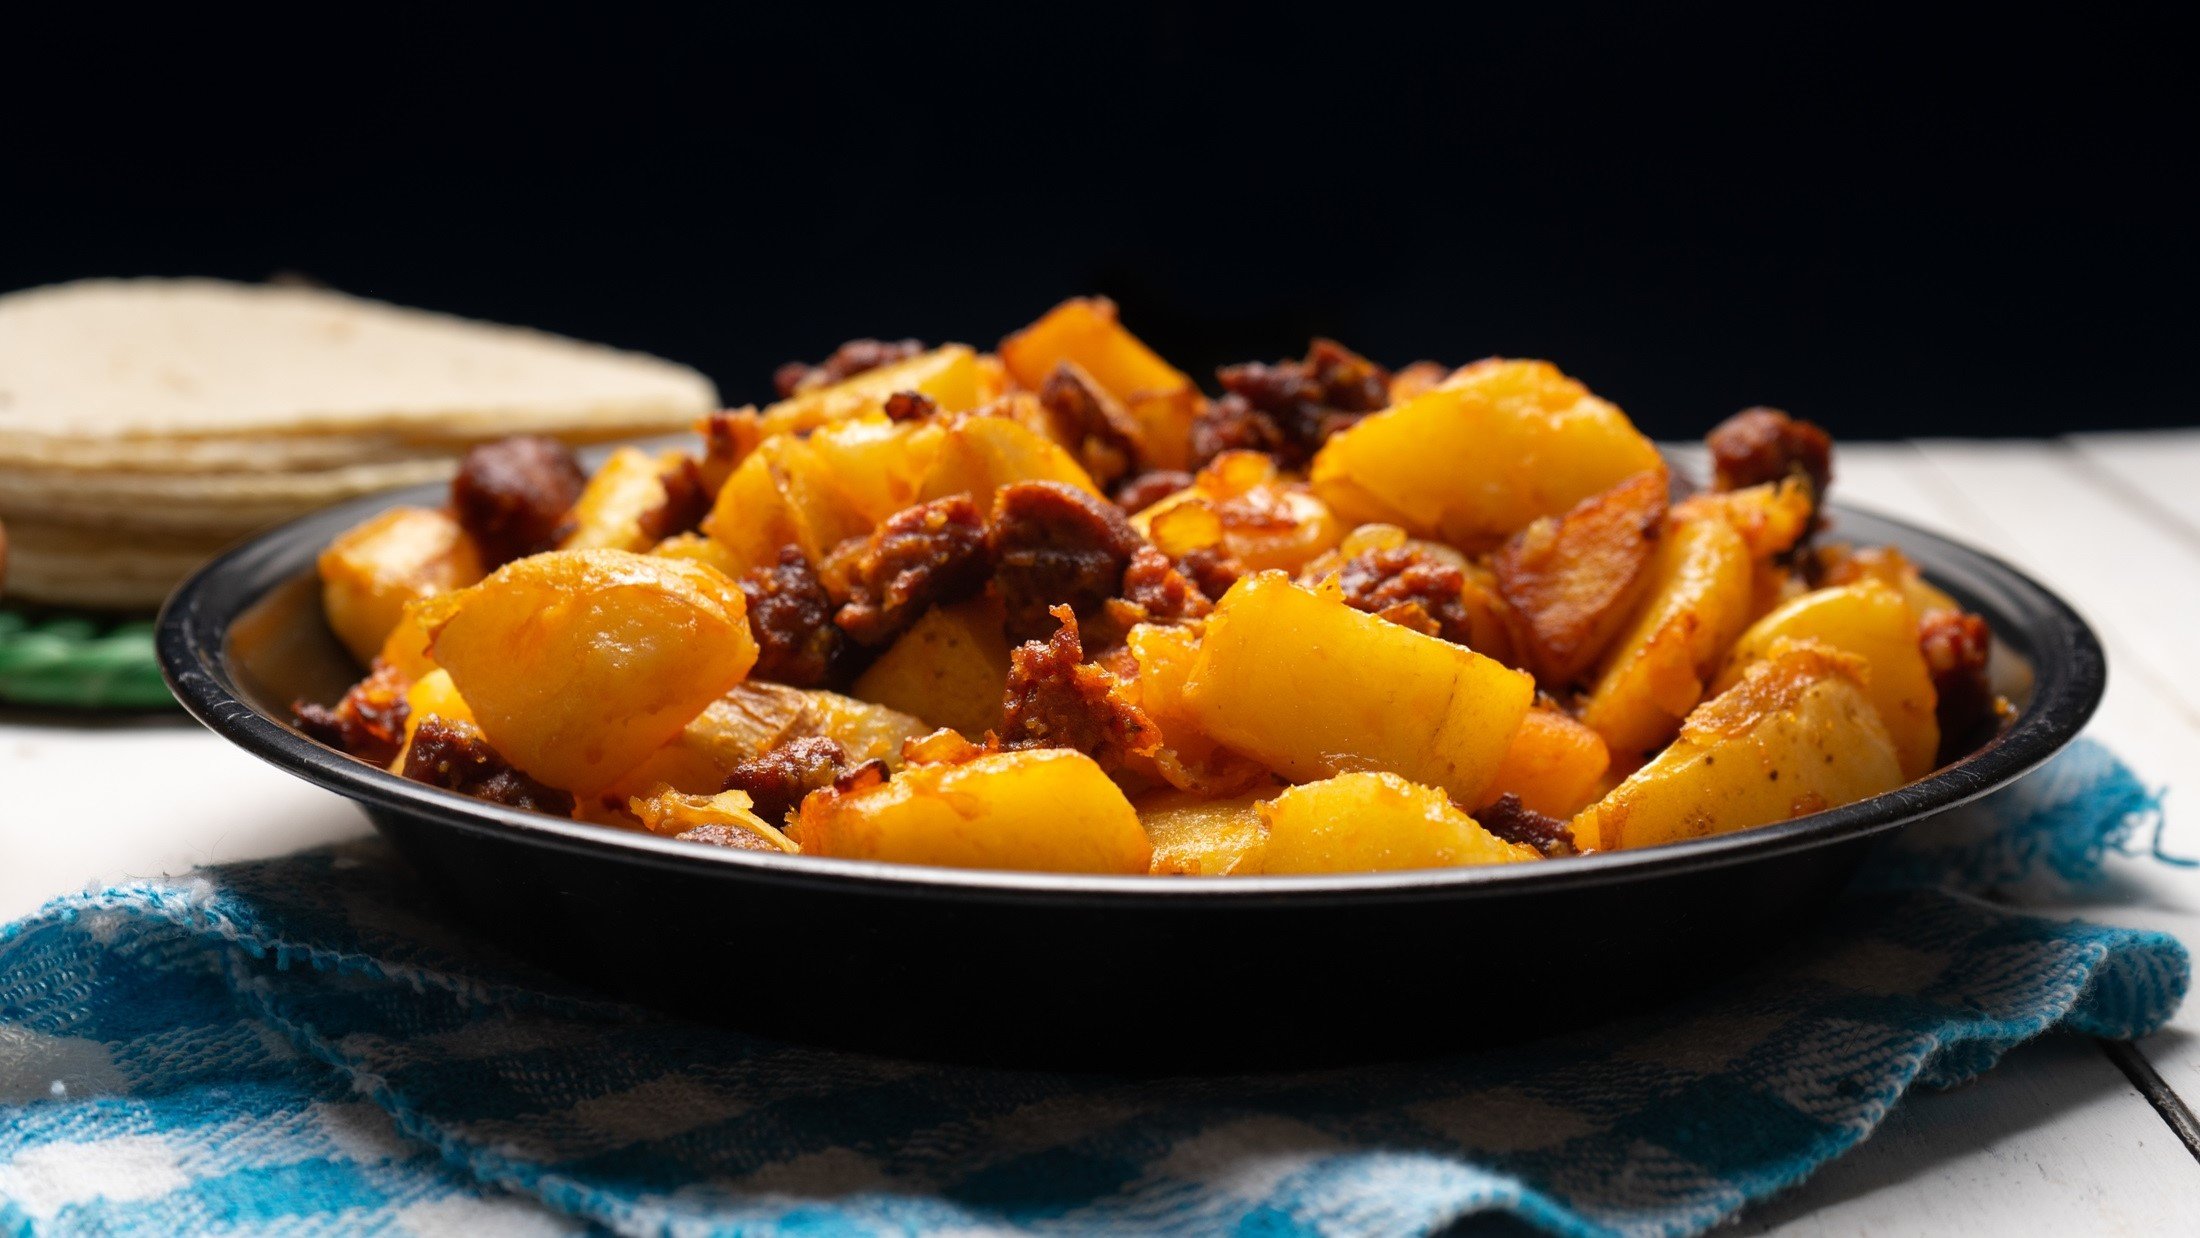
[1493, 469, 1668, 686]
[755, 344, 983, 438]
[1716, 581, 1940, 781]
[1573, 642, 1903, 852]
[1141, 787, 1276, 876]
[1183, 573, 1535, 805]
[700, 436, 869, 578]
[1000, 297, 1200, 469]
[319, 506, 484, 665]
[1479, 703, 1611, 819]
[916, 414, 1099, 514]
[1124, 623, 1272, 795]
[1310, 358, 1663, 553]
[801, 414, 943, 525]
[852, 596, 1012, 740]
[1259, 772, 1536, 873]
[558, 447, 688, 553]
[1577, 506, 1754, 759]
[428, 550, 758, 795]
[799, 748, 1150, 873]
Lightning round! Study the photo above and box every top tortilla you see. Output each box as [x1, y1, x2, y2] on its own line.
[0, 278, 719, 451]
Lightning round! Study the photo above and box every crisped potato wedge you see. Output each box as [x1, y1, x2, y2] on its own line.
[799, 748, 1151, 873]
[852, 596, 1012, 740]
[1493, 469, 1668, 685]
[1310, 358, 1663, 552]
[319, 506, 484, 665]
[1577, 505, 1754, 758]
[755, 344, 984, 438]
[1573, 642, 1903, 851]
[916, 413, 1100, 514]
[1141, 786, 1276, 875]
[428, 550, 758, 794]
[1259, 772, 1537, 873]
[1184, 573, 1534, 805]
[558, 446, 686, 553]
[1000, 297, 1201, 469]
[700, 436, 870, 578]
[1717, 582, 1940, 780]
[1479, 702, 1611, 819]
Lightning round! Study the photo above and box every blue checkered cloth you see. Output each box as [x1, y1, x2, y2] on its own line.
[1, 739, 2188, 1237]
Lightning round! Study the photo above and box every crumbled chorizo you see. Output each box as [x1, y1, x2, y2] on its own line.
[638, 455, 712, 543]
[292, 661, 411, 766]
[722, 735, 848, 824]
[773, 338, 926, 398]
[1477, 792, 1579, 858]
[1188, 395, 1287, 470]
[1920, 608, 1996, 760]
[986, 481, 1143, 644]
[833, 758, 890, 794]
[400, 718, 574, 815]
[1201, 338, 1392, 467]
[450, 436, 587, 568]
[882, 390, 938, 423]
[997, 605, 1161, 773]
[739, 547, 848, 687]
[1113, 469, 1194, 513]
[1120, 544, 1213, 624]
[1707, 407, 1834, 504]
[1175, 546, 1244, 601]
[675, 823, 782, 851]
[1332, 545, 1476, 646]
[1038, 362, 1143, 487]
[823, 495, 990, 646]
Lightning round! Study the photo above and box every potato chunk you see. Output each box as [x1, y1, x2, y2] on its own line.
[319, 506, 484, 665]
[1259, 772, 1536, 873]
[916, 413, 1100, 514]
[1573, 642, 1903, 851]
[755, 344, 983, 438]
[1493, 469, 1668, 686]
[799, 748, 1150, 873]
[615, 682, 929, 796]
[428, 550, 758, 795]
[558, 447, 687, 553]
[1000, 297, 1201, 469]
[627, 788, 797, 852]
[851, 597, 1012, 739]
[1310, 359, 1663, 553]
[1716, 581, 1940, 780]
[1141, 787, 1275, 876]
[1183, 573, 1534, 805]
[700, 436, 869, 578]
[1479, 702, 1611, 819]
[1577, 505, 1754, 758]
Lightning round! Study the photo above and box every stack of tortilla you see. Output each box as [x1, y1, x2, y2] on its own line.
[0, 278, 719, 609]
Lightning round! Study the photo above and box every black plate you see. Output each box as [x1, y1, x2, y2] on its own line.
[159, 485, 2104, 1066]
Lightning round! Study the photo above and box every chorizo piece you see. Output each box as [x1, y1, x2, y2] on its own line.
[450, 436, 587, 568]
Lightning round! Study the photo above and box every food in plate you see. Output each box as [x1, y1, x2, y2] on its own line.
[0, 278, 716, 609]
[295, 299, 2005, 876]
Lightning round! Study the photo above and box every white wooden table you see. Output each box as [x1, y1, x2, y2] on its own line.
[5, 434, 2199, 1234]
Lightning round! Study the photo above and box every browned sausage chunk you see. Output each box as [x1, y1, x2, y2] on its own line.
[722, 735, 848, 824]
[1920, 608, 1996, 761]
[450, 436, 587, 568]
[997, 606, 1160, 774]
[1331, 545, 1477, 645]
[986, 481, 1142, 644]
[740, 547, 847, 687]
[772, 338, 926, 398]
[824, 495, 990, 647]
[400, 717, 574, 815]
[1706, 407, 1834, 501]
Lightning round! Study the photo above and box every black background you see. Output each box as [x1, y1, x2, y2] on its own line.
[5, 6, 2192, 441]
